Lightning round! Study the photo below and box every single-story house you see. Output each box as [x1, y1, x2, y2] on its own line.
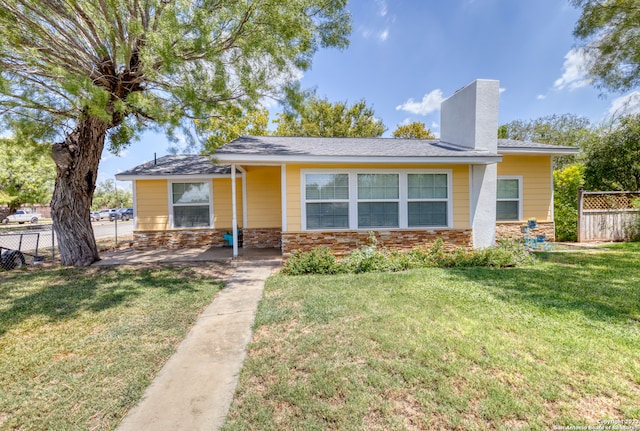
[116, 79, 578, 257]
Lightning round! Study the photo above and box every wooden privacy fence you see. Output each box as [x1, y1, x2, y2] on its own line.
[577, 189, 640, 242]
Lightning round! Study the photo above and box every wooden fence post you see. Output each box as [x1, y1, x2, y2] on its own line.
[577, 187, 584, 243]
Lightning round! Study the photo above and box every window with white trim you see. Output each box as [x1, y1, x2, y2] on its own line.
[305, 173, 349, 229]
[407, 173, 448, 227]
[302, 170, 451, 230]
[171, 182, 212, 228]
[357, 173, 399, 228]
[496, 177, 521, 221]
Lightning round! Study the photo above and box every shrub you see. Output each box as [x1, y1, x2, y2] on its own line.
[281, 238, 534, 276]
[281, 247, 343, 275]
[554, 163, 585, 242]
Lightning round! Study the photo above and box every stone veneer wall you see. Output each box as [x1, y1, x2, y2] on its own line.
[243, 228, 282, 249]
[281, 229, 472, 257]
[133, 229, 227, 250]
[496, 222, 555, 242]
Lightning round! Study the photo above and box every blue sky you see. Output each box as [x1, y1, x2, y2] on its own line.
[103, 0, 640, 186]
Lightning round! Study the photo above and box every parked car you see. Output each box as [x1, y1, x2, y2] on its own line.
[90, 211, 101, 221]
[98, 209, 117, 220]
[1, 210, 41, 225]
[110, 208, 133, 221]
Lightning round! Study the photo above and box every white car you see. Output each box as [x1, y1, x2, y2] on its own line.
[2, 210, 41, 224]
[98, 209, 117, 220]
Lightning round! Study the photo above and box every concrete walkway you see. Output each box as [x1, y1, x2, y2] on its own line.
[116, 258, 280, 431]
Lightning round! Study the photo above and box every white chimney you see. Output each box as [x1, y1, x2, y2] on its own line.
[439, 79, 500, 249]
[440, 79, 499, 152]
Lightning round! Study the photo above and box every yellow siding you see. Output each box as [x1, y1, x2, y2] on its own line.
[286, 165, 302, 231]
[497, 155, 553, 222]
[245, 166, 282, 228]
[451, 165, 470, 229]
[135, 180, 169, 230]
[284, 163, 470, 230]
[213, 178, 243, 229]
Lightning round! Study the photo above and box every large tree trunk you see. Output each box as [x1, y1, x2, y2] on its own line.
[51, 117, 109, 266]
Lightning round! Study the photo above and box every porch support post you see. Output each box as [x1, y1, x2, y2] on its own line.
[281, 164, 287, 232]
[231, 164, 238, 258]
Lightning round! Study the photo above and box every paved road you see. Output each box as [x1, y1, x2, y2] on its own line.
[92, 220, 134, 239]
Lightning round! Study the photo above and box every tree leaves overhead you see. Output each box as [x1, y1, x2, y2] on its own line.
[274, 96, 386, 138]
[0, 0, 351, 151]
[571, 0, 640, 93]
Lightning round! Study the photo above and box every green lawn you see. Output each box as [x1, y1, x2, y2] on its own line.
[0, 263, 228, 430]
[223, 244, 640, 431]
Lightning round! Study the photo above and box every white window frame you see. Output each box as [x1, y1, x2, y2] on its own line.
[406, 172, 451, 228]
[300, 169, 453, 230]
[496, 176, 523, 221]
[303, 172, 350, 230]
[168, 180, 214, 229]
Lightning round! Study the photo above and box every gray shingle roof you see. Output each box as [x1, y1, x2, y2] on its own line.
[117, 137, 579, 179]
[117, 155, 233, 177]
[497, 138, 577, 151]
[215, 136, 499, 158]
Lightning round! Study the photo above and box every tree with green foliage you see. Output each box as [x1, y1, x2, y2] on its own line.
[498, 114, 594, 169]
[0, 138, 55, 213]
[392, 121, 435, 139]
[554, 163, 585, 242]
[197, 104, 270, 153]
[91, 180, 132, 211]
[584, 114, 640, 191]
[572, 0, 640, 93]
[274, 96, 385, 137]
[0, 0, 350, 266]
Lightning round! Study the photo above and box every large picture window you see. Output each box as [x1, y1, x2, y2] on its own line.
[302, 170, 451, 230]
[496, 177, 521, 221]
[171, 182, 212, 228]
[305, 173, 349, 229]
[407, 173, 448, 227]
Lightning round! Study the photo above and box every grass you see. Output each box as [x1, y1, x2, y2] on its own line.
[223, 243, 640, 431]
[0, 262, 229, 430]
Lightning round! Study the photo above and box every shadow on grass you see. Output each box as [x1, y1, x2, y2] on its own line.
[0, 265, 203, 336]
[450, 249, 640, 322]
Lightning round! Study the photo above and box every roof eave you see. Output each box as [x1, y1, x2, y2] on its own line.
[115, 173, 241, 181]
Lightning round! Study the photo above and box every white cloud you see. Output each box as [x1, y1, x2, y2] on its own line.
[499, 87, 506, 94]
[396, 89, 445, 116]
[359, 26, 372, 39]
[607, 91, 640, 117]
[553, 48, 592, 91]
[378, 29, 389, 41]
[536, 94, 547, 100]
[376, 0, 388, 16]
